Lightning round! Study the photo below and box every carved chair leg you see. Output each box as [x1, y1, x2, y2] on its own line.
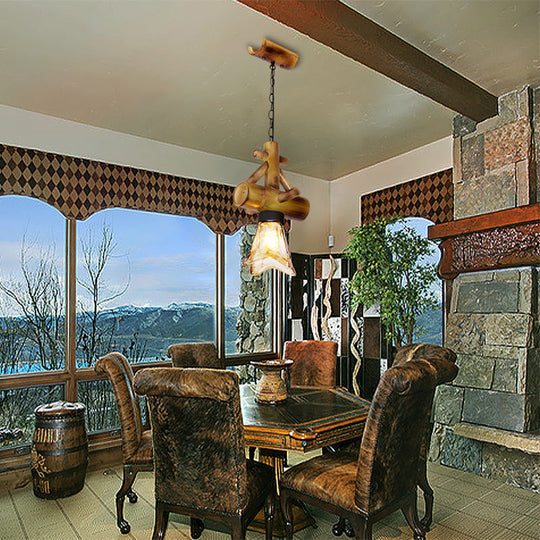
[116, 466, 137, 534]
[402, 494, 426, 540]
[264, 493, 275, 540]
[332, 516, 345, 536]
[332, 517, 354, 537]
[231, 519, 245, 540]
[280, 488, 294, 540]
[190, 518, 204, 539]
[349, 516, 371, 540]
[151, 502, 169, 540]
[417, 459, 434, 531]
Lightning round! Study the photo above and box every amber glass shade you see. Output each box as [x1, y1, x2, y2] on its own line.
[244, 221, 295, 276]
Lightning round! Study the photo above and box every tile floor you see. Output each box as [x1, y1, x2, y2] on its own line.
[0, 459, 538, 539]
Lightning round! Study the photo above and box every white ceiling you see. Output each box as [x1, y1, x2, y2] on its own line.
[0, 0, 538, 180]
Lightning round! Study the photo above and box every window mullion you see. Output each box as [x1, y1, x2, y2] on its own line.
[65, 219, 77, 401]
[216, 233, 225, 360]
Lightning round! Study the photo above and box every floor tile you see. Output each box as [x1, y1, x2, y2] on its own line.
[459, 499, 522, 528]
[508, 515, 540, 539]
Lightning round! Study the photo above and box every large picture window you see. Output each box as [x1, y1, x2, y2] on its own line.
[0, 196, 65, 374]
[76, 209, 217, 366]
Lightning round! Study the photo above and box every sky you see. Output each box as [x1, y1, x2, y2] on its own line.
[0, 196, 243, 315]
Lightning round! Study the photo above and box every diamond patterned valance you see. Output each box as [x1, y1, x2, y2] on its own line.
[0, 143, 257, 235]
[361, 168, 453, 225]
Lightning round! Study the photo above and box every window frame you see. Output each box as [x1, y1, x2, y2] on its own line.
[0, 206, 281, 460]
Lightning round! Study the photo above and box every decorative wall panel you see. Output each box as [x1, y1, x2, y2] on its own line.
[361, 168, 453, 225]
[0, 143, 256, 234]
[285, 253, 360, 393]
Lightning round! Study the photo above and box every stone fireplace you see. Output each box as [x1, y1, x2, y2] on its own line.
[429, 86, 540, 491]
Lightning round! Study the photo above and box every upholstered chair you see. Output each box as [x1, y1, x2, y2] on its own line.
[134, 367, 275, 540]
[166, 342, 224, 369]
[392, 343, 457, 530]
[280, 354, 458, 540]
[94, 352, 153, 535]
[283, 340, 338, 387]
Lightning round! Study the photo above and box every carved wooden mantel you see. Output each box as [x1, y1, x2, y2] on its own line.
[428, 204, 540, 279]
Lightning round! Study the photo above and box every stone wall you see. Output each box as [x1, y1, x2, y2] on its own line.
[235, 224, 271, 354]
[432, 86, 540, 491]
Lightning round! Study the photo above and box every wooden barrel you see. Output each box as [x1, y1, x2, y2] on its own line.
[32, 401, 88, 499]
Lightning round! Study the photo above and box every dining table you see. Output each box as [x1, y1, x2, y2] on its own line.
[240, 384, 371, 536]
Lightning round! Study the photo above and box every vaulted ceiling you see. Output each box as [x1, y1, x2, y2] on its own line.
[0, 0, 538, 180]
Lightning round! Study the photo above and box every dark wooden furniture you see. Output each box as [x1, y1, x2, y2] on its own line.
[242, 385, 370, 453]
[134, 367, 275, 540]
[241, 384, 370, 535]
[32, 401, 88, 499]
[94, 352, 153, 535]
[283, 340, 337, 388]
[279, 355, 458, 540]
[166, 342, 224, 369]
[392, 343, 457, 530]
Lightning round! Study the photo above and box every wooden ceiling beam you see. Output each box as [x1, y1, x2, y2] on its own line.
[238, 0, 498, 121]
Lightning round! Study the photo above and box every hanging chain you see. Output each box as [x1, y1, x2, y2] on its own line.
[268, 61, 276, 142]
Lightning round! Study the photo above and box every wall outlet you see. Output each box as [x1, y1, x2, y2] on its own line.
[328, 235, 334, 248]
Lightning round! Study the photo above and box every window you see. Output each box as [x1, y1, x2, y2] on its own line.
[0, 196, 65, 374]
[76, 210, 217, 366]
[225, 225, 272, 355]
[387, 217, 442, 345]
[0, 384, 64, 449]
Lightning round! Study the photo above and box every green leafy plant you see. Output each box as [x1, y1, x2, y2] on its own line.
[345, 217, 439, 347]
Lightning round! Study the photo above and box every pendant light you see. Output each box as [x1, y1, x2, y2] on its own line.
[233, 39, 310, 277]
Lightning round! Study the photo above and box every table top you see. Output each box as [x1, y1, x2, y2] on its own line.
[241, 385, 371, 452]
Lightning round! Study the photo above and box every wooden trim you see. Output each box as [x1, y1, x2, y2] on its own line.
[428, 203, 540, 240]
[0, 371, 70, 389]
[216, 234, 226, 360]
[238, 0, 498, 121]
[65, 219, 77, 402]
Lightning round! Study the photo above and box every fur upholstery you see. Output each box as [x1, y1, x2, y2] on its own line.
[95, 352, 145, 462]
[280, 353, 458, 540]
[166, 342, 224, 369]
[283, 340, 337, 387]
[134, 367, 275, 539]
[94, 352, 153, 534]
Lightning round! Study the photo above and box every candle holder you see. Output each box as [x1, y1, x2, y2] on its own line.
[251, 359, 293, 404]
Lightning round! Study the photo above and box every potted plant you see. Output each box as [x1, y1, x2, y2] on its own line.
[345, 217, 439, 348]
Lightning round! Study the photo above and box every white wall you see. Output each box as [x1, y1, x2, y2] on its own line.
[329, 137, 453, 252]
[0, 105, 329, 253]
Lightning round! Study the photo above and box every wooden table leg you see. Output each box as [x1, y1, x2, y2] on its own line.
[248, 448, 315, 537]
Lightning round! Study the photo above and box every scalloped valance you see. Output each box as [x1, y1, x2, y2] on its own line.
[0, 143, 258, 235]
[361, 168, 453, 225]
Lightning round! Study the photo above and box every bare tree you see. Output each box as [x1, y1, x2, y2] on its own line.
[0, 238, 64, 371]
[77, 223, 130, 366]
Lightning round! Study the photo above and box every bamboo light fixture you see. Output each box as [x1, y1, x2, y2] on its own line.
[233, 39, 310, 277]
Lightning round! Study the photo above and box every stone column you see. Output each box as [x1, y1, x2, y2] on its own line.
[432, 87, 540, 491]
[235, 225, 271, 354]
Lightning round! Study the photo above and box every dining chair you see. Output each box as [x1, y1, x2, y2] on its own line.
[392, 343, 457, 530]
[134, 367, 275, 540]
[94, 352, 153, 534]
[166, 342, 224, 368]
[333, 343, 457, 536]
[279, 354, 458, 540]
[283, 340, 338, 387]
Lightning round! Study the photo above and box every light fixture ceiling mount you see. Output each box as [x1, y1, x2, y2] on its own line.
[233, 39, 310, 277]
